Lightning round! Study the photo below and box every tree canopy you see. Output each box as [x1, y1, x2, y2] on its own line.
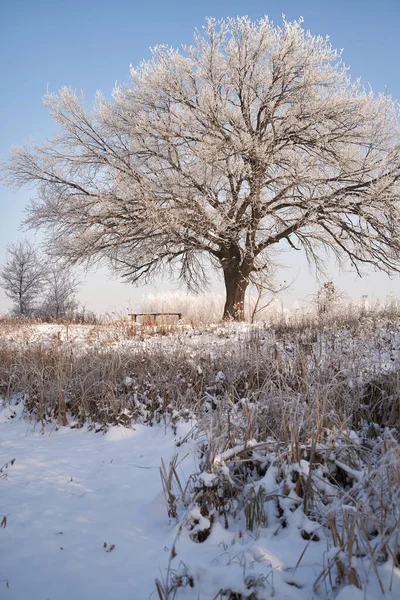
[3, 17, 400, 319]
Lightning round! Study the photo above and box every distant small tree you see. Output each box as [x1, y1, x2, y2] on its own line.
[38, 265, 80, 320]
[0, 240, 43, 316]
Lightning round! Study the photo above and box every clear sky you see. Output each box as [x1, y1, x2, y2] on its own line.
[1, 0, 400, 314]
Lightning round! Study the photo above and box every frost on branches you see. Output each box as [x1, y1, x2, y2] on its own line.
[3, 17, 400, 320]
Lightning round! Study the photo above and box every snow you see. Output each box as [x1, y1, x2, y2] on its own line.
[2, 411, 399, 599]
[1, 318, 400, 599]
[0, 414, 194, 599]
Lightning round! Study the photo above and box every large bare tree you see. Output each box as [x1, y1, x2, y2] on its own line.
[3, 17, 400, 319]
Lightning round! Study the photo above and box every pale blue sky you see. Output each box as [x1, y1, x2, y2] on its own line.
[1, 0, 400, 313]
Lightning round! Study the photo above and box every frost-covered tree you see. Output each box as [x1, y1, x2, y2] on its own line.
[3, 17, 400, 320]
[38, 265, 80, 320]
[0, 240, 44, 316]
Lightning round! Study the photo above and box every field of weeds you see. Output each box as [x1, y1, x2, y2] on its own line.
[1, 308, 400, 599]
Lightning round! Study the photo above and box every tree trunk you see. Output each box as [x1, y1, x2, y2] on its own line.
[222, 265, 250, 321]
[18, 292, 24, 316]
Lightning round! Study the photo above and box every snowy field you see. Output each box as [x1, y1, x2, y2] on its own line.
[1, 317, 400, 599]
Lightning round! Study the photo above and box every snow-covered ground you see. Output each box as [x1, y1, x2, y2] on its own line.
[1, 318, 400, 599]
[1, 409, 399, 599]
[0, 412, 195, 599]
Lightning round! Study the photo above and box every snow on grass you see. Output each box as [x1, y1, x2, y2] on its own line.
[2, 410, 399, 599]
[1, 314, 400, 599]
